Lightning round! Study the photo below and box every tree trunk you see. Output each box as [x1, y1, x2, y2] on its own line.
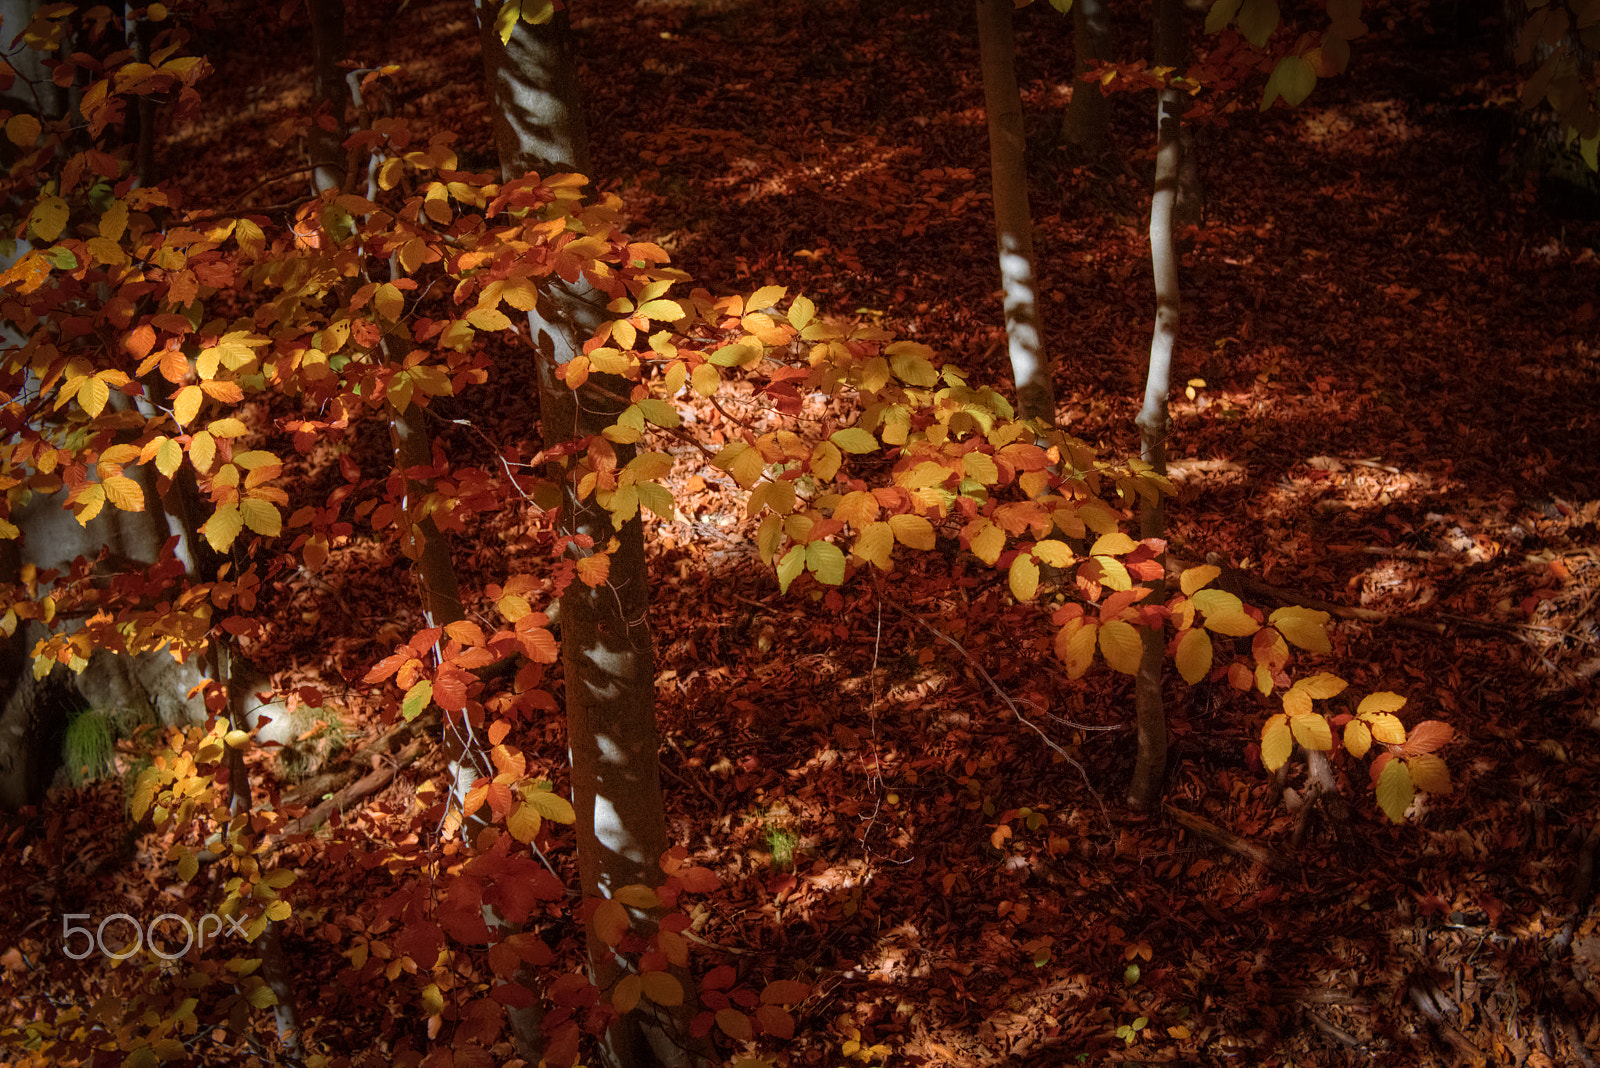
[307, 0, 348, 194]
[1059, 0, 1112, 158]
[477, 7, 697, 1065]
[975, 0, 1055, 427]
[1127, 0, 1184, 813]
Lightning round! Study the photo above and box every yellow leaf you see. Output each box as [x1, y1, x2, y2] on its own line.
[1175, 627, 1212, 685]
[1269, 605, 1332, 653]
[968, 518, 1004, 565]
[1055, 618, 1098, 678]
[374, 282, 404, 321]
[691, 362, 721, 397]
[99, 199, 127, 243]
[1009, 553, 1039, 601]
[614, 884, 660, 909]
[1295, 673, 1348, 700]
[508, 802, 543, 843]
[155, 437, 183, 477]
[787, 294, 815, 330]
[636, 299, 684, 321]
[1089, 531, 1138, 557]
[1192, 588, 1244, 618]
[525, 788, 575, 824]
[810, 440, 841, 482]
[830, 427, 878, 454]
[241, 498, 281, 537]
[711, 442, 765, 489]
[1357, 691, 1407, 717]
[1375, 757, 1413, 823]
[203, 505, 243, 552]
[1261, 713, 1293, 771]
[466, 306, 512, 331]
[1289, 712, 1332, 751]
[172, 384, 203, 425]
[1203, 610, 1259, 637]
[1343, 719, 1372, 758]
[28, 195, 69, 241]
[857, 521, 896, 572]
[962, 451, 999, 485]
[1092, 556, 1133, 592]
[748, 284, 787, 311]
[1098, 619, 1143, 675]
[1364, 712, 1406, 745]
[189, 430, 216, 473]
[1407, 753, 1452, 795]
[1032, 538, 1073, 567]
[576, 553, 610, 589]
[716, 1008, 753, 1042]
[888, 513, 934, 550]
[832, 491, 879, 529]
[102, 475, 144, 512]
[806, 540, 846, 585]
[79, 376, 110, 417]
[74, 484, 105, 524]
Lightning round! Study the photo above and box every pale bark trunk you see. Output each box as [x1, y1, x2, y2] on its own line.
[1127, 0, 1184, 813]
[976, 0, 1055, 426]
[476, 7, 697, 1065]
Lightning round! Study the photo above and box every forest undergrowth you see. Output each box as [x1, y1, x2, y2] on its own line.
[9, 1, 1600, 1064]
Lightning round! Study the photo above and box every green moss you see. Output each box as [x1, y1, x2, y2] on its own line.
[62, 709, 114, 786]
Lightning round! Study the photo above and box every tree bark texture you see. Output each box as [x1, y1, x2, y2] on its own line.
[478, 7, 698, 1065]
[976, 0, 1055, 426]
[1127, 0, 1184, 813]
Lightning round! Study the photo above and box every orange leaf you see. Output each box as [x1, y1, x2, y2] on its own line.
[1402, 720, 1454, 756]
[592, 899, 628, 946]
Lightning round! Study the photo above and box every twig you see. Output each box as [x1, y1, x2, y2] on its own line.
[873, 591, 1110, 831]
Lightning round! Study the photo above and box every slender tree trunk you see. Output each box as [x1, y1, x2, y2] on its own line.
[1059, 0, 1112, 157]
[1127, 0, 1184, 813]
[976, 0, 1055, 426]
[307, 0, 347, 194]
[476, 7, 697, 1065]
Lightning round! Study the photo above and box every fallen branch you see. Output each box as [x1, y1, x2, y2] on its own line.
[1162, 803, 1295, 873]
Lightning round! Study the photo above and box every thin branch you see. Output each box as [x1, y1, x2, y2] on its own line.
[874, 589, 1110, 830]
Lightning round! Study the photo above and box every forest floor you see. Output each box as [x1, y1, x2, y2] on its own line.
[13, 1, 1600, 1065]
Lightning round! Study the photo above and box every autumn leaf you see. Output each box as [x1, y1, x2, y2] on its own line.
[1375, 756, 1414, 823]
[1175, 627, 1212, 685]
[1179, 564, 1221, 595]
[1402, 720, 1455, 755]
[1009, 553, 1039, 601]
[1261, 713, 1293, 771]
[1055, 618, 1098, 679]
[1098, 619, 1143, 675]
[1343, 718, 1372, 758]
[592, 899, 629, 946]
[1289, 712, 1333, 751]
[829, 427, 877, 454]
[1357, 691, 1407, 717]
[1407, 753, 1452, 794]
[1269, 605, 1331, 653]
